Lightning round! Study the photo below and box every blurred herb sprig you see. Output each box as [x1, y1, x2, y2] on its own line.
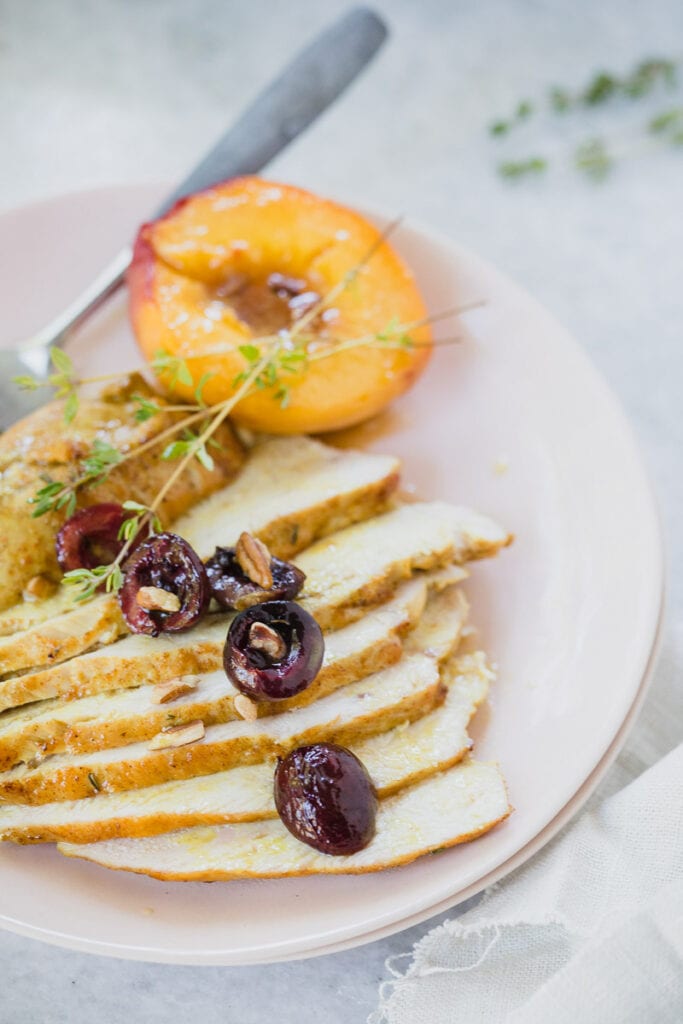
[489, 55, 682, 181]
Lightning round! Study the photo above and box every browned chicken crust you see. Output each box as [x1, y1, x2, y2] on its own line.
[0, 376, 244, 611]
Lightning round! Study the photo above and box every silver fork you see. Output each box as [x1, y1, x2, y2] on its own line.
[0, 6, 387, 432]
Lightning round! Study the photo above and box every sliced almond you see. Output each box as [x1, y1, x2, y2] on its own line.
[136, 586, 181, 614]
[151, 676, 199, 705]
[248, 621, 287, 659]
[235, 532, 273, 589]
[148, 720, 205, 750]
[23, 575, 58, 603]
[233, 694, 259, 722]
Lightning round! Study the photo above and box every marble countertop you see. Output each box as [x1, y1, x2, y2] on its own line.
[2, 0, 681, 1020]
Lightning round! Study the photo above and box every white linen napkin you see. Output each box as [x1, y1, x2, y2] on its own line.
[373, 741, 683, 1023]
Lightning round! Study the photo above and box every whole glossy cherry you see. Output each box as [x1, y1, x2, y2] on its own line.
[274, 743, 378, 855]
[118, 532, 210, 636]
[223, 600, 323, 701]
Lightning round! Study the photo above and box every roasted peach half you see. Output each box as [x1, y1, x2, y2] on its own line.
[128, 177, 432, 434]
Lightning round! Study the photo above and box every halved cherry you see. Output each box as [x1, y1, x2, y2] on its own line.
[56, 503, 132, 573]
[206, 546, 305, 611]
[118, 532, 210, 636]
[223, 600, 323, 701]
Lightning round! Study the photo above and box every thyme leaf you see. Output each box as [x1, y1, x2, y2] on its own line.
[119, 501, 162, 542]
[161, 428, 215, 471]
[498, 156, 548, 179]
[132, 394, 163, 422]
[152, 350, 194, 388]
[649, 106, 683, 144]
[62, 563, 124, 602]
[81, 439, 123, 484]
[30, 479, 77, 519]
[12, 375, 41, 392]
[575, 138, 613, 180]
[194, 372, 215, 407]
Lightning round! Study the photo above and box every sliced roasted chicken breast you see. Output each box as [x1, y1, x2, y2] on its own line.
[58, 758, 510, 880]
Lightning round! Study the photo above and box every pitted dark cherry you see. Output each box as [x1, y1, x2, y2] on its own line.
[118, 532, 210, 636]
[206, 546, 305, 611]
[223, 599, 323, 701]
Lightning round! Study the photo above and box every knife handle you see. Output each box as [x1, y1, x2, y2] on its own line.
[154, 7, 388, 216]
[32, 7, 387, 350]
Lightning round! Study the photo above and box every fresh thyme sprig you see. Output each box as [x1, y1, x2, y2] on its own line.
[490, 54, 683, 181]
[12, 352, 168, 426]
[61, 344, 281, 598]
[25, 305, 465, 525]
[490, 56, 679, 137]
[14, 353, 214, 432]
[62, 562, 125, 601]
[307, 308, 471, 364]
[147, 357, 216, 408]
[14, 349, 80, 423]
[29, 440, 122, 520]
[82, 439, 124, 483]
[30, 479, 79, 519]
[24, 369, 221, 521]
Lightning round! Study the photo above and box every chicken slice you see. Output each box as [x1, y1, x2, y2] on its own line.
[0, 375, 244, 612]
[0, 652, 491, 844]
[57, 758, 510, 879]
[0, 572, 465, 767]
[0, 652, 446, 806]
[174, 434, 401, 561]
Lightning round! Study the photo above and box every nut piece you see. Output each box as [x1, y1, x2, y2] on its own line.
[235, 532, 273, 589]
[151, 676, 199, 705]
[23, 575, 58, 603]
[136, 586, 182, 614]
[234, 694, 259, 721]
[248, 620, 287, 659]
[148, 719, 205, 750]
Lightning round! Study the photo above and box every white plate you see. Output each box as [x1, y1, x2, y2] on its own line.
[0, 185, 663, 964]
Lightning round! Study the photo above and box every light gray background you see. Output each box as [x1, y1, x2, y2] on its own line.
[1, 0, 681, 1020]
